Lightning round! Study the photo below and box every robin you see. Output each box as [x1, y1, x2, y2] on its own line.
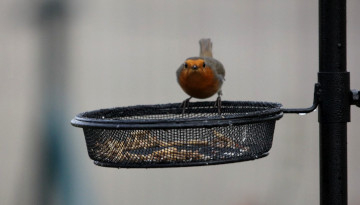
[176, 38, 225, 114]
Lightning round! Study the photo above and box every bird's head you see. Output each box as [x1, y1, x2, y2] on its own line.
[183, 58, 206, 71]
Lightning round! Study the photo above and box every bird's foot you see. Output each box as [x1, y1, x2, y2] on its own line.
[214, 96, 222, 115]
[180, 97, 192, 114]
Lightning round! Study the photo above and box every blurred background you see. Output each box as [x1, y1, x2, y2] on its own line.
[1, 0, 360, 204]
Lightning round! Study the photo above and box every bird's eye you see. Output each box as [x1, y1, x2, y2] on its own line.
[184, 63, 188, 68]
[203, 63, 206, 67]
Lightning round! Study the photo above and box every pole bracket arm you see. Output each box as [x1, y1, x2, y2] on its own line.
[282, 83, 321, 114]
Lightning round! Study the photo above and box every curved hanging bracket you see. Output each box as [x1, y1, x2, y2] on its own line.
[282, 83, 321, 114]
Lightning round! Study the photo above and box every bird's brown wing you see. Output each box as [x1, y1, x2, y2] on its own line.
[214, 61, 225, 80]
[204, 57, 225, 81]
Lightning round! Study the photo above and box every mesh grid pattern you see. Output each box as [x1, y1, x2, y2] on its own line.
[72, 101, 283, 168]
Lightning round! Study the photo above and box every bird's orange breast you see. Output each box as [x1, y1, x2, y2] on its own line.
[178, 67, 220, 99]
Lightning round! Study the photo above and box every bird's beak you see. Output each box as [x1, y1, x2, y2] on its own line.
[192, 65, 198, 70]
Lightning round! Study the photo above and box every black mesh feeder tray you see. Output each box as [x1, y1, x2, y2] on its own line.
[71, 84, 320, 169]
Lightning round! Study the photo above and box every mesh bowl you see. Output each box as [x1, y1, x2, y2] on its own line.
[71, 101, 283, 168]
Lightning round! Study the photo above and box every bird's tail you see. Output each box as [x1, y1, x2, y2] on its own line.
[199, 38, 213, 57]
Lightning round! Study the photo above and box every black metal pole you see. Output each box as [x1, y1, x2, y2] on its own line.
[318, 0, 349, 205]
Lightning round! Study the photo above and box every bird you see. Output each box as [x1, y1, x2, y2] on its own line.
[176, 38, 225, 114]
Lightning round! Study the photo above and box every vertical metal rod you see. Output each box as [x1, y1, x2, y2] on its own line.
[318, 0, 349, 205]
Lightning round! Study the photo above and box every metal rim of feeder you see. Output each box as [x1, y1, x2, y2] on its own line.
[71, 101, 283, 129]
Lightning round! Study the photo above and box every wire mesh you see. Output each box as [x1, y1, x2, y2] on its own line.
[71, 101, 283, 168]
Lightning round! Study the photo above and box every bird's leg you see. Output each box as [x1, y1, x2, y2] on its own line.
[180, 97, 192, 114]
[214, 95, 222, 115]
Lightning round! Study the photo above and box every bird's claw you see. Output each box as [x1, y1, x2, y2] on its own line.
[214, 96, 222, 115]
[180, 97, 192, 114]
